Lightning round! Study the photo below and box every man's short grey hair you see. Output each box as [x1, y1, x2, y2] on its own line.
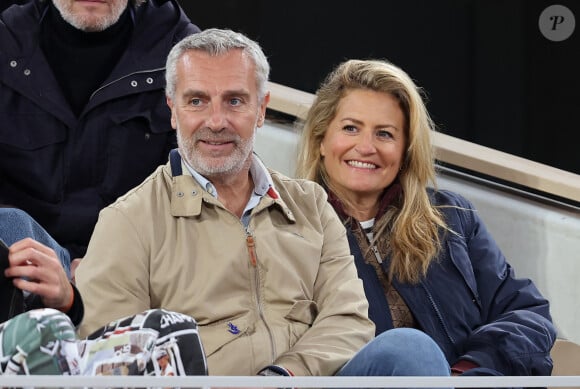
[165, 28, 270, 101]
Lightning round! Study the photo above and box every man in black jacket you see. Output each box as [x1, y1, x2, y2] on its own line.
[0, 0, 200, 275]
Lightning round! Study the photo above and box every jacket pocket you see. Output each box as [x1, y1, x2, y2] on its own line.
[0, 113, 66, 150]
[446, 236, 482, 309]
[0, 113, 66, 199]
[284, 300, 318, 348]
[284, 299, 318, 324]
[198, 316, 253, 358]
[102, 103, 175, 201]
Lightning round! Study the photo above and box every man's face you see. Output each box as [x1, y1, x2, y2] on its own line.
[52, 0, 129, 32]
[167, 49, 269, 180]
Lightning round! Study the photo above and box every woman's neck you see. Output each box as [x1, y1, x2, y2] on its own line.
[343, 194, 380, 222]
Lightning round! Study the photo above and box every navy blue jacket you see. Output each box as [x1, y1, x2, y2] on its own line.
[0, 0, 200, 258]
[348, 189, 555, 376]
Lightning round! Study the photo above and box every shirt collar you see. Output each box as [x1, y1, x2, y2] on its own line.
[250, 153, 275, 197]
[182, 153, 275, 199]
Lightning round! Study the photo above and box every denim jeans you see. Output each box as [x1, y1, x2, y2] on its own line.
[0, 208, 71, 278]
[337, 327, 450, 379]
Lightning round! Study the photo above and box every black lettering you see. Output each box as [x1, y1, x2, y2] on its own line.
[550, 15, 565, 30]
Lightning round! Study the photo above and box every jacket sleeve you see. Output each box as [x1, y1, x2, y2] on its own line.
[23, 283, 84, 326]
[272, 187, 375, 376]
[66, 284, 84, 327]
[75, 206, 151, 338]
[451, 194, 556, 375]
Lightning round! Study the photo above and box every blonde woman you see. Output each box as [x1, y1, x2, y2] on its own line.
[297, 59, 555, 376]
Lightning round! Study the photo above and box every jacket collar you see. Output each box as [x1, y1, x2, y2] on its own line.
[85, 0, 196, 110]
[168, 150, 295, 223]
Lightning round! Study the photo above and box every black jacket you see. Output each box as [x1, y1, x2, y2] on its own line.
[24, 283, 84, 326]
[0, 0, 200, 258]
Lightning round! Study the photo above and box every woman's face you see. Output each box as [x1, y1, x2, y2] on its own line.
[320, 89, 406, 205]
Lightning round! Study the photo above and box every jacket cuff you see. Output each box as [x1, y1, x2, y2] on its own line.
[258, 365, 294, 376]
[451, 359, 479, 374]
[65, 283, 84, 327]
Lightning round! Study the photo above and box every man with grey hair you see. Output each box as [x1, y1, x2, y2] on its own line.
[76, 29, 378, 377]
[0, 0, 200, 278]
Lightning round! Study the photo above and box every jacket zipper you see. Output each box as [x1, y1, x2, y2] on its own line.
[421, 283, 455, 344]
[246, 231, 258, 267]
[245, 228, 277, 362]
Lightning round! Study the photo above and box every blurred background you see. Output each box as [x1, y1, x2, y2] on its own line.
[184, 0, 579, 175]
[0, 0, 576, 174]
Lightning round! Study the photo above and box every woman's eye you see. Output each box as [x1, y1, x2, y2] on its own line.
[377, 129, 393, 139]
[343, 125, 358, 133]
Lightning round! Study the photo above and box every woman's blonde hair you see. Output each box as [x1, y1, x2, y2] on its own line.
[296, 59, 447, 283]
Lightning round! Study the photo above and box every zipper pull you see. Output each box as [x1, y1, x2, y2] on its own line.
[246, 232, 257, 267]
[371, 245, 382, 264]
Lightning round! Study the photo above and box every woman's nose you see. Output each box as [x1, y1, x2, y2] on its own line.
[354, 133, 376, 155]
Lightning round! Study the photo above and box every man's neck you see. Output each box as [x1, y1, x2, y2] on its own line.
[40, 3, 133, 115]
[211, 170, 254, 218]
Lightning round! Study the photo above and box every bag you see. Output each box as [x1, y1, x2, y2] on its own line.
[0, 308, 80, 375]
[82, 309, 208, 376]
[0, 308, 208, 376]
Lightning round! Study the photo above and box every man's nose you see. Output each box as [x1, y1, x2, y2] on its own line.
[206, 104, 227, 131]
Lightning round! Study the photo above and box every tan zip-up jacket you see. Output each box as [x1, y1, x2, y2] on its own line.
[76, 157, 374, 375]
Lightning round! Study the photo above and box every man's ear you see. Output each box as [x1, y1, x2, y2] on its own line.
[257, 91, 270, 127]
[166, 96, 177, 130]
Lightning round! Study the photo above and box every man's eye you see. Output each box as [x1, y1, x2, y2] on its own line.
[190, 98, 202, 106]
[230, 98, 242, 106]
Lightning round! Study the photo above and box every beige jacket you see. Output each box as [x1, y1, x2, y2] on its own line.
[76, 156, 374, 376]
